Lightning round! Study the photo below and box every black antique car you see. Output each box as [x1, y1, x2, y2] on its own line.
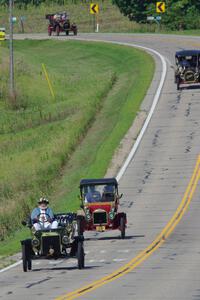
[21, 213, 84, 272]
[77, 178, 127, 239]
[175, 50, 200, 90]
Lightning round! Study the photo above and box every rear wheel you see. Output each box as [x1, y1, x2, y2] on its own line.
[66, 30, 69, 36]
[56, 26, 60, 36]
[120, 216, 126, 239]
[77, 241, 84, 269]
[177, 76, 180, 90]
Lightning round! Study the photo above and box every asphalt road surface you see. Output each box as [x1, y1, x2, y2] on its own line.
[1, 33, 200, 300]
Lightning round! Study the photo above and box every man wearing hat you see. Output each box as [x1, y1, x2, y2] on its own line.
[31, 197, 58, 231]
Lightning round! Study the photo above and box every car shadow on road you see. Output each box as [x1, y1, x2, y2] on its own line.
[181, 85, 200, 90]
[32, 265, 100, 272]
[85, 235, 145, 241]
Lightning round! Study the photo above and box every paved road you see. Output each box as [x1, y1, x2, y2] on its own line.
[1, 33, 200, 300]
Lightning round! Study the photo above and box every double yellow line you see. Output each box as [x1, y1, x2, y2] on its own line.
[56, 155, 200, 300]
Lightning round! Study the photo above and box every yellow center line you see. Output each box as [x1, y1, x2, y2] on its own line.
[56, 155, 200, 300]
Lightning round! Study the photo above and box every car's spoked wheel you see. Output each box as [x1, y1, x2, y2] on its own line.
[177, 77, 180, 90]
[28, 259, 32, 271]
[77, 216, 84, 236]
[120, 216, 126, 239]
[22, 242, 32, 272]
[56, 26, 60, 36]
[77, 241, 85, 269]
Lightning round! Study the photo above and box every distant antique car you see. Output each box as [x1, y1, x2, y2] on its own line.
[21, 213, 84, 272]
[0, 27, 6, 41]
[175, 50, 200, 90]
[46, 12, 77, 36]
[77, 178, 127, 239]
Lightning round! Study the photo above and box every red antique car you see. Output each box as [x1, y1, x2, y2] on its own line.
[46, 13, 77, 36]
[77, 178, 127, 239]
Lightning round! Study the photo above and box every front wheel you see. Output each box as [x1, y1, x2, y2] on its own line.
[22, 244, 32, 272]
[77, 216, 84, 236]
[120, 216, 126, 239]
[77, 241, 84, 269]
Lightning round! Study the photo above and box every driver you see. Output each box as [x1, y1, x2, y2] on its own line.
[31, 198, 58, 231]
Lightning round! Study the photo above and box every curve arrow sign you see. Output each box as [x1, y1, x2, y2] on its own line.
[156, 2, 165, 13]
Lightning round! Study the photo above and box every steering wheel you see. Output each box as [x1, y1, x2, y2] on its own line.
[36, 213, 52, 225]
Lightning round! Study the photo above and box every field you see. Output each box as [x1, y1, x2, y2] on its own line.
[0, 39, 154, 258]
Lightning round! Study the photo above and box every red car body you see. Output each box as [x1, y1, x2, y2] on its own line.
[78, 178, 127, 238]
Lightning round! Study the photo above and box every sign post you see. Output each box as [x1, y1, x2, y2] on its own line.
[90, 3, 99, 32]
[9, 0, 15, 98]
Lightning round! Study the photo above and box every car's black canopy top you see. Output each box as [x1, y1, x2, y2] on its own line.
[80, 178, 118, 188]
[175, 50, 200, 57]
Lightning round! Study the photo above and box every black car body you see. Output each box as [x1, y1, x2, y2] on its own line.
[175, 50, 200, 90]
[21, 212, 84, 272]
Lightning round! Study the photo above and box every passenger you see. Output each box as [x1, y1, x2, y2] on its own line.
[85, 186, 101, 203]
[31, 198, 58, 231]
[102, 185, 115, 202]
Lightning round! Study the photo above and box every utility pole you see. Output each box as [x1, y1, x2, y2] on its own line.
[9, 0, 14, 98]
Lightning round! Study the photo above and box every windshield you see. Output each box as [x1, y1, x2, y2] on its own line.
[82, 184, 116, 203]
[177, 55, 198, 67]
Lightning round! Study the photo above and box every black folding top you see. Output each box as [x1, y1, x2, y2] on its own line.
[175, 50, 200, 57]
[80, 178, 118, 187]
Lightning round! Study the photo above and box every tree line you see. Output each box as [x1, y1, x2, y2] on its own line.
[112, 0, 200, 30]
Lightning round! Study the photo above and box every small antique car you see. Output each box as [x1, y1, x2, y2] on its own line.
[0, 27, 6, 41]
[21, 212, 84, 272]
[175, 50, 200, 90]
[46, 12, 77, 36]
[77, 178, 127, 239]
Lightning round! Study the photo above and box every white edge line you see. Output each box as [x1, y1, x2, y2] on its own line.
[0, 260, 22, 273]
[116, 42, 167, 181]
[67, 38, 167, 182]
[0, 38, 167, 273]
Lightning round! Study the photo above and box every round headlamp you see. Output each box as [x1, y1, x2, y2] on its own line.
[62, 235, 69, 245]
[85, 209, 91, 221]
[32, 238, 40, 247]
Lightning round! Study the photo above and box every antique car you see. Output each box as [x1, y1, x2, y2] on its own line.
[175, 50, 200, 90]
[0, 27, 6, 41]
[21, 212, 84, 272]
[77, 178, 127, 239]
[46, 12, 77, 36]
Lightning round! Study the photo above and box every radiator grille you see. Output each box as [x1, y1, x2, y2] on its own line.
[41, 235, 60, 256]
[93, 211, 107, 225]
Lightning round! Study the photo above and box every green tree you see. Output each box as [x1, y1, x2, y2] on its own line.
[113, 0, 200, 29]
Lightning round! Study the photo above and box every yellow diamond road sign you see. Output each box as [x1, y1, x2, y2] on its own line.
[156, 2, 165, 13]
[90, 3, 99, 14]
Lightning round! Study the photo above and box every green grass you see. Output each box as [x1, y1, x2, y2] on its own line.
[0, 39, 154, 257]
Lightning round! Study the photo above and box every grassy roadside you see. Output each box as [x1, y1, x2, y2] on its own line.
[0, 40, 154, 260]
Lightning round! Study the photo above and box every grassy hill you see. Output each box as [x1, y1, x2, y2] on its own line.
[0, 1, 156, 33]
[0, 39, 154, 257]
